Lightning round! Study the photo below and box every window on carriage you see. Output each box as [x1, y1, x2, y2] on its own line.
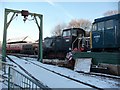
[105, 20, 113, 30]
[98, 22, 104, 31]
[72, 30, 77, 36]
[92, 23, 97, 31]
[63, 30, 71, 37]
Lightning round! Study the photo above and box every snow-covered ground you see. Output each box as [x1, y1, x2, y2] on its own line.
[6, 56, 91, 88]
[24, 57, 120, 88]
[0, 55, 120, 89]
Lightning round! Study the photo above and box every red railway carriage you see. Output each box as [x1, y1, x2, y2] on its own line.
[6, 42, 38, 54]
[7, 43, 25, 53]
[6, 36, 38, 54]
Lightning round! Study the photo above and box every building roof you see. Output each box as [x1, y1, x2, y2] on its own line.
[7, 36, 35, 43]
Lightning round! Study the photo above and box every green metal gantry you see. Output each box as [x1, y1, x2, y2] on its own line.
[2, 8, 43, 62]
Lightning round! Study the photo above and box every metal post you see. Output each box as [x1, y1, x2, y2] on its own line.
[34, 15, 43, 62]
[8, 67, 11, 90]
[2, 9, 8, 62]
[39, 15, 43, 62]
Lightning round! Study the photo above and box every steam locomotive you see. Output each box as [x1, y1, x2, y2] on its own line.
[6, 28, 89, 59]
[43, 28, 90, 59]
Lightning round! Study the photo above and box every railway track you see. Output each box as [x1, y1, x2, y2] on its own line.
[6, 55, 104, 89]
[12, 54, 120, 80]
[23, 58, 104, 89]
[10, 55, 115, 89]
[7, 54, 120, 89]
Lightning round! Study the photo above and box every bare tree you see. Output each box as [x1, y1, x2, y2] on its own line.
[51, 23, 66, 36]
[103, 10, 119, 16]
[68, 19, 92, 31]
[51, 19, 91, 37]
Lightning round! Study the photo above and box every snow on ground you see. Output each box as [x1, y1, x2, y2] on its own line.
[7, 56, 91, 88]
[0, 55, 120, 89]
[0, 55, 7, 89]
[0, 82, 2, 90]
[28, 58, 120, 88]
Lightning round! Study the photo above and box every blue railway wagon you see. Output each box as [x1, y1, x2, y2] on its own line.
[91, 14, 120, 51]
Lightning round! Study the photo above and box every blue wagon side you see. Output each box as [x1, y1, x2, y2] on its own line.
[91, 14, 120, 51]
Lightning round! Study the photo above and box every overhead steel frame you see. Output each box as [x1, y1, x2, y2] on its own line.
[2, 8, 43, 62]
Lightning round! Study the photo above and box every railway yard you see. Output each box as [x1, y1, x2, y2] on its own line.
[0, 8, 120, 89]
[0, 54, 120, 89]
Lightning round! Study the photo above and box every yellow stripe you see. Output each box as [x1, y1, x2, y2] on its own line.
[90, 31, 92, 49]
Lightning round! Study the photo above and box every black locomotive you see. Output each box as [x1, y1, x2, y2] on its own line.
[43, 28, 89, 59]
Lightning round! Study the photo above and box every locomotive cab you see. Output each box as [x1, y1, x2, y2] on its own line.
[62, 28, 86, 51]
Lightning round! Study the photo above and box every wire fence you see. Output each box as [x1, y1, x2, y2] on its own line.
[8, 66, 50, 90]
[0, 59, 51, 90]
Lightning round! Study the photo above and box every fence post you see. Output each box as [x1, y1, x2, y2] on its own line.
[8, 67, 11, 90]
